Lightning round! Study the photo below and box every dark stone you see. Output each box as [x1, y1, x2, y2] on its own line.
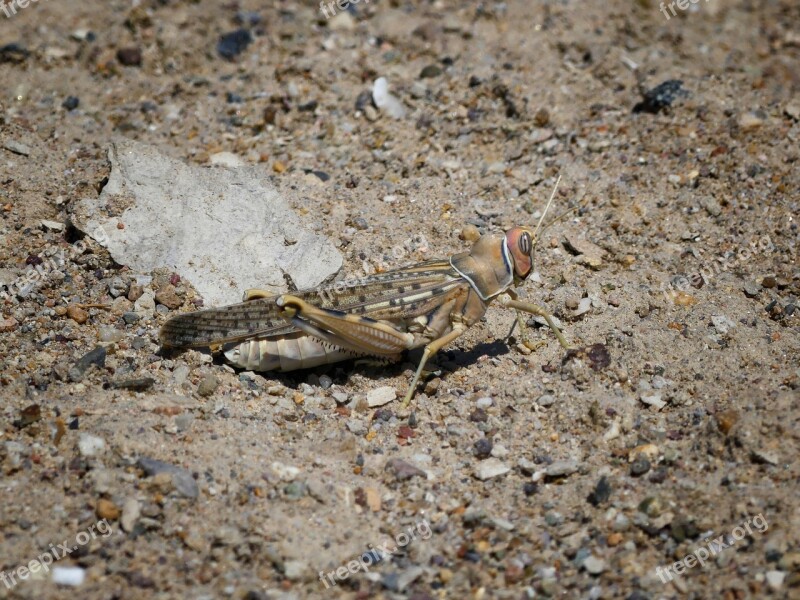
[62, 96, 80, 110]
[217, 29, 252, 60]
[630, 457, 651, 477]
[473, 437, 493, 459]
[420, 64, 442, 78]
[633, 79, 688, 114]
[117, 47, 142, 66]
[587, 475, 612, 506]
[69, 346, 107, 382]
[111, 377, 154, 391]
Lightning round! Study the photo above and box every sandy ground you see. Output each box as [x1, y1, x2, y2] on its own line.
[1, 0, 799, 598]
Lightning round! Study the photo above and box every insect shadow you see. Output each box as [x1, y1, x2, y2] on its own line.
[159, 339, 513, 396]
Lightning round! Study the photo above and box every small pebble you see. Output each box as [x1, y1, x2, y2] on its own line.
[473, 437, 493, 459]
[385, 458, 426, 481]
[78, 433, 106, 457]
[116, 47, 142, 66]
[197, 374, 219, 397]
[67, 304, 89, 324]
[583, 556, 606, 575]
[630, 457, 651, 477]
[52, 567, 86, 587]
[217, 29, 252, 60]
[367, 386, 396, 407]
[474, 458, 510, 480]
[459, 224, 480, 242]
[121, 498, 141, 532]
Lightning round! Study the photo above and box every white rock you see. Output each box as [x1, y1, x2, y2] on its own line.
[475, 458, 510, 480]
[372, 77, 406, 119]
[583, 555, 606, 574]
[121, 497, 141, 533]
[640, 394, 666, 411]
[78, 433, 106, 457]
[711, 314, 736, 334]
[4, 140, 31, 156]
[476, 396, 493, 408]
[209, 152, 245, 168]
[52, 566, 85, 586]
[574, 297, 592, 317]
[367, 386, 396, 407]
[134, 291, 155, 316]
[271, 461, 300, 481]
[72, 140, 342, 306]
[766, 570, 785, 591]
[490, 444, 509, 459]
[283, 560, 308, 580]
[41, 220, 65, 231]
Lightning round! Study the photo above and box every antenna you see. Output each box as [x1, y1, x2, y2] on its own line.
[534, 175, 561, 238]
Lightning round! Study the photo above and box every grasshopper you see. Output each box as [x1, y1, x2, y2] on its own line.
[160, 178, 570, 406]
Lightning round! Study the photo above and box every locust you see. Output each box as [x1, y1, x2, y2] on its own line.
[159, 178, 570, 406]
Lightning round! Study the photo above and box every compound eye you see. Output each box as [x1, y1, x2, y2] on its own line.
[519, 232, 532, 256]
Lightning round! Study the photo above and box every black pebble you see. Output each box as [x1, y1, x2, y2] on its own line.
[218, 29, 252, 60]
[473, 437, 493, 459]
[633, 79, 689, 114]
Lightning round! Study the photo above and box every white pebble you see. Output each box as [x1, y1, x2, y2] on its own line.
[78, 433, 106, 457]
[367, 386, 396, 407]
[372, 77, 406, 119]
[271, 461, 300, 482]
[52, 566, 85, 586]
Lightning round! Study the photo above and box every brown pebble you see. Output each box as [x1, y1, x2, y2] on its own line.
[534, 107, 550, 127]
[155, 285, 182, 310]
[128, 284, 144, 303]
[273, 160, 286, 173]
[673, 292, 697, 306]
[607, 532, 623, 546]
[67, 304, 89, 324]
[459, 224, 480, 242]
[54, 306, 67, 316]
[0, 317, 19, 332]
[761, 275, 777, 288]
[716, 410, 739, 435]
[96, 498, 121, 520]
[117, 47, 142, 66]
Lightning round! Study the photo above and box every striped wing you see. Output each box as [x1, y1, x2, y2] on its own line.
[159, 259, 467, 348]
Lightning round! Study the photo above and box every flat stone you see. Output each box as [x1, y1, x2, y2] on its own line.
[640, 393, 667, 411]
[385, 458, 427, 481]
[3, 140, 31, 156]
[71, 140, 342, 306]
[474, 458, 510, 480]
[137, 457, 199, 499]
[367, 386, 396, 407]
[545, 460, 580, 478]
[563, 233, 606, 269]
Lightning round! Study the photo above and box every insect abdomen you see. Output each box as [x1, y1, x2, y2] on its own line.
[224, 334, 366, 372]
